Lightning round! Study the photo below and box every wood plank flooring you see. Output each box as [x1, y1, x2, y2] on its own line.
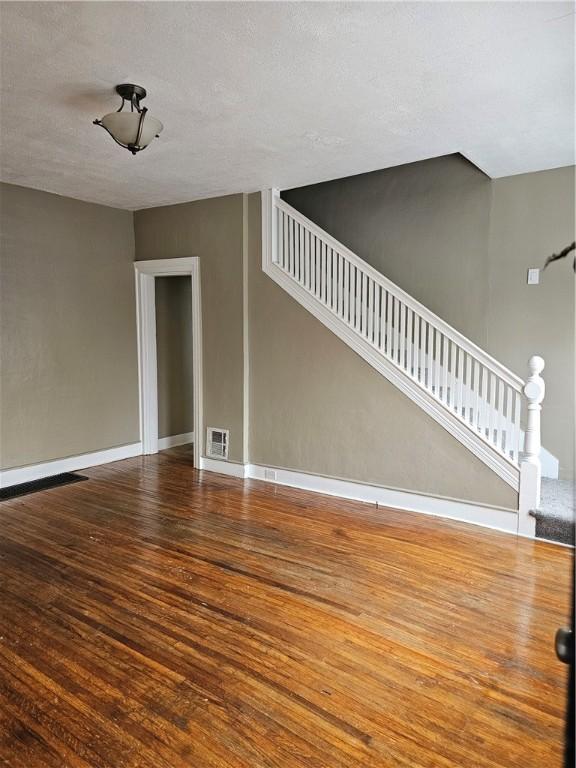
[0, 446, 571, 767]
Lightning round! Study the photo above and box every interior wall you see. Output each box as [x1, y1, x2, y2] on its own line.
[0, 182, 139, 469]
[155, 276, 194, 440]
[283, 154, 492, 347]
[282, 157, 575, 480]
[133, 194, 245, 462]
[3, 159, 571, 494]
[248, 192, 517, 509]
[488, 167, 575, 481]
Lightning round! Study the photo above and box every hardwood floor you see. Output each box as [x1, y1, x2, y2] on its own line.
[0, 446, 571, 767]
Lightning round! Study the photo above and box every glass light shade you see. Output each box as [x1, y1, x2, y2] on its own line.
[100, 111, 163, 150]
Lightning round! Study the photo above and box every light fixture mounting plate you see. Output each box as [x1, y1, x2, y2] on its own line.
[115, 83, 147, 102]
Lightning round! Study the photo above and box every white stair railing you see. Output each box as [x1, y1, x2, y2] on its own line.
[262, 190, 544, 533]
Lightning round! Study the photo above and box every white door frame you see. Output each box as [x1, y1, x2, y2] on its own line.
[134, 258, 202, 469]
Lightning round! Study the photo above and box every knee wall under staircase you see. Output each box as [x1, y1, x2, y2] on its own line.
[261, 189, 547, 536]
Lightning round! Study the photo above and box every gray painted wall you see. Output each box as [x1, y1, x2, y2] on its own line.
[0, 182, 139, 469]
[155, 276, 194, 440]
[284, 154, 492, 347]
[488, 168, 575, 482]
[282, 157, 575, 480]
[248, 192, 517, 509]
[3, 159, 571, 500]
[134, 194, 245, 463]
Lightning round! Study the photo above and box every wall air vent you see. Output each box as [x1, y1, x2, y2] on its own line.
[206, 427, 229, 460]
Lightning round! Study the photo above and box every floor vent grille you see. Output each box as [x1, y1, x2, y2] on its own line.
[0, 473, 88, 501]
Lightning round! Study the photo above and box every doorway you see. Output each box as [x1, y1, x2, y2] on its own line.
[156, 276, 194, 450]
[134, 258, 202, 469]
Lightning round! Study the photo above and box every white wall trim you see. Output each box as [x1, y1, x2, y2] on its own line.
[0, 445, 545, 541]
[134, 257, 203, 470]
[134, 257, 198, 275]
[246, 464, 520, 534]
[195, 457, 521, 535]
[199, 456, 248, 478]
[242, 193, 250, 465]
[135, 270, 158, 455]
[0, 443, 143, 488]
[158, 432, 195, 450]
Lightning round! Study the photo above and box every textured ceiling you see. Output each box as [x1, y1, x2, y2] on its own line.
[0, 1, 574, 210]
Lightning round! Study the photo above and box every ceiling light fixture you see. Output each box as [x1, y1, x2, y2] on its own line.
[93, 84, 163, 155]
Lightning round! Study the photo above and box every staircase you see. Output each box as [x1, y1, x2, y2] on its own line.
[261, 189, 546, 536]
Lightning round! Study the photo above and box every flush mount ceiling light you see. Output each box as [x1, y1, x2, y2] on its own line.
[93, 84, 163, 155]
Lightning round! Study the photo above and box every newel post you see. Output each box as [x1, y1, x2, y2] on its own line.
[518, 355, 545, 536]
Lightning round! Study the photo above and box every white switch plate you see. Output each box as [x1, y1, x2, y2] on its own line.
[527, 268, 540, 285]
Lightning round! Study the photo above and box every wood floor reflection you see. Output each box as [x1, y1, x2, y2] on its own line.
[0, 446, 570, 767]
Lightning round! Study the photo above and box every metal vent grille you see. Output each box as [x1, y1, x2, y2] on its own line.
[206, 427, 229, 460]
[0, 473, 88, 501]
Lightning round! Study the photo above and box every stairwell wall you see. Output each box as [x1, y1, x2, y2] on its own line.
[487, 168, 575, 482]
[247, 192, 517, 509]
[282, 157, 575, 481]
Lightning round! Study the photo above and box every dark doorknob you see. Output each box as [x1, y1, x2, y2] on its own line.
[555, 627, 574, 665]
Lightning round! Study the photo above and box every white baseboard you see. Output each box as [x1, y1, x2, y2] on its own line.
[199, 456, 248, 478]
[2, 446, 522, 536]
[158, 432, 195, 450]
[539, 446, 559, 479]
[245, 464, 519, 535]
[0, 442, 143, 488]
[196, 458, 520, 534]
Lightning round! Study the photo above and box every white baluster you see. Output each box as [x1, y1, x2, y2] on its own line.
[472, 360, 480, 430]
[394, 298, 400, 362]
[442, 337, 449, 405]
[512, 390, 521, 464]
[368, 279, 374, 344]
[343, 259, 350, 324]
[480, 367, 489, 437]
[298, 224, 306, 285]
[413, 314, 420, 380]
[504, 385, 513, 458]
[457, 347, 464, 417]
[464, 352, 472, 422]
[488, 373, 497, 447]
[372, 280, 378, 345]
[314, 237, 320, 297]
[288, 217, 294, 276]
[518, 356, 545, 536]
[352, 262, 357, 326]
[496, 379, 504, 452]
[406, 309, 413, 374]
[336, 252, 341, 311]
[331, 250, 337, 309]
[433, 329, 441, 397]
[304, 229, 309, 289]
[385, 292, 393, 357]
[283, 213, 289, 272]
[399, 304, 406, 369]
[321, 242, 327, 303]
[277, 208, 283, 268]
[420, 320, 427, 387]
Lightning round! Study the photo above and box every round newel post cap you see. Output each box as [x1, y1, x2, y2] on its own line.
[528, 355, 545, 375]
